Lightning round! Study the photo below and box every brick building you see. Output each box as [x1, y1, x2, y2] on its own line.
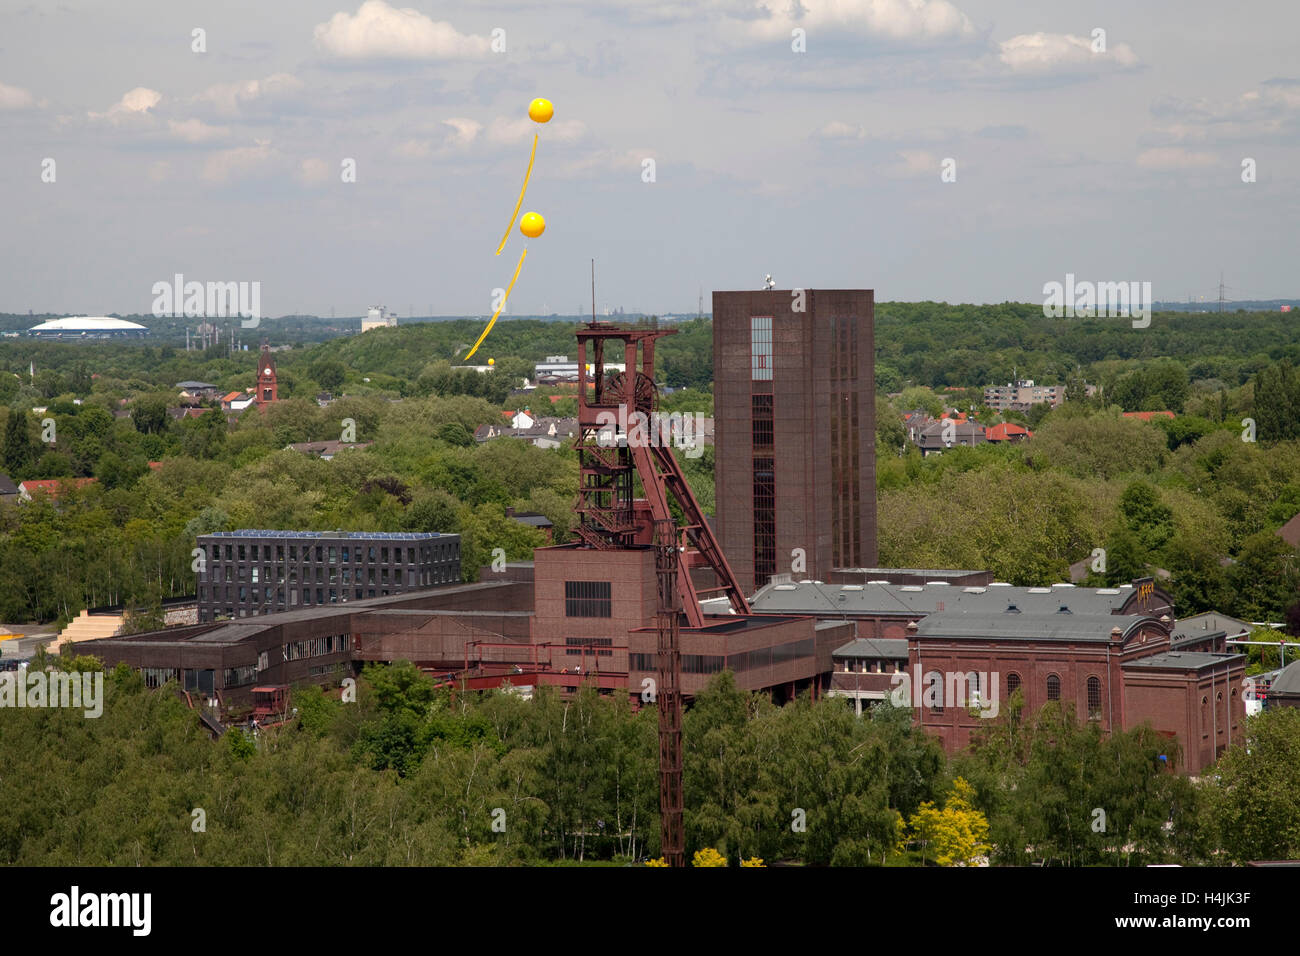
[713, 289, 877, 591]
[741, 577, 1244, 772]
[81, 581, 525, 710]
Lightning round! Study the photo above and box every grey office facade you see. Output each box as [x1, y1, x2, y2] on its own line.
[197, 530, 461, 622]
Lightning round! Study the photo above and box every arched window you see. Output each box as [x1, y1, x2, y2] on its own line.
[1007, 672, 1021, 698]
[1046, 674, 1061, 701]
[1201, 696, 1209, 737]
[1087, 677, 1101, 721]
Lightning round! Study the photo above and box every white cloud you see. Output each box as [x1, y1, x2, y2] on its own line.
[816, 121, 866, 140]
[1150, 81, 1300, 143]
[746, 0, 976, 43]
[1136, 147, 1218, 170]
[487, 116, 585, 145]
[553, 147, 657, 179]
[168, 118, 229, 143]
[443, 117, 481, 148]
[313, 1, 490, 59]
[999, 33, 1139, 74]
[202, 140, 276, 183]
[891, 148, 939, 176]
[394, 139, 432, 159]
[90, 87, 162, 121]
[198, 73, 303, 117]
[0, 82, 35, 110]
[297, 158, 333, 186]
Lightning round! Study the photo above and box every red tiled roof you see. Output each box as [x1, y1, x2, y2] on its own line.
[985, 423, 1032, 441]
[20, 477, 97, 498]
[1122, 411, 1175, 421]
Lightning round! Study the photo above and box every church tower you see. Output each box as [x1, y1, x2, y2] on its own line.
[255, 342, 278, 407]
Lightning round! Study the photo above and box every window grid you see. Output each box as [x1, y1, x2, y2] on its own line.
[750, 316, 772, 380]
[565, 580, 612, 618]
[1087, 676, 1102, 721]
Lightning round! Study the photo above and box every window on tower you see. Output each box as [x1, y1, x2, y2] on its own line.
[750, 316, 772, 380]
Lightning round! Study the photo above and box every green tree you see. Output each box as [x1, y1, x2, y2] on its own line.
[2, 408, 37, 477]
[132, 397, 169, 435]
[311, 359, 347, 392]
[1205, 708, 1300, 862]
[1253, 361, 1300, 442]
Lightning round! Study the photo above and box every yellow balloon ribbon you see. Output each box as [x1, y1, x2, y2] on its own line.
[496, 133, 537, 255]
[465, 247, 527, 360]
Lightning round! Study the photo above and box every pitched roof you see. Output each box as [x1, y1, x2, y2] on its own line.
[0, 472, 18, 496]
[1122, 411, 1175, 421]
[916, 611, 1153, 643]
[1277, 512, 1300, 549]
[1268, 660, 1300, 696]
[19, 477, 98, 498]
[1173, 611, 1252, 642]
[750, 580, 1157, 618]
[833, 637, 909, 659]
[985, 422, 1032, 441]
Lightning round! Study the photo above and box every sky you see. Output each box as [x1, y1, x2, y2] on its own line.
[1, 0, 1297, 318]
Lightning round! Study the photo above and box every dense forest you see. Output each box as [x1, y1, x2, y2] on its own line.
[5, 660, 1294, 868]
[3, 659, 1297, 866]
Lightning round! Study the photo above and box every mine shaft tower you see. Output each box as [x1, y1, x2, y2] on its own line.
[574, 322, 750, 866]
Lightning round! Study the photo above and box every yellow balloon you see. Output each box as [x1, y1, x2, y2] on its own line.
[488, 358, 495, 365]
[520, 211, 546, 239]
[528, 98, 554, 123]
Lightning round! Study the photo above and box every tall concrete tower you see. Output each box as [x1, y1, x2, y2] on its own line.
[713, 289, 878, 591]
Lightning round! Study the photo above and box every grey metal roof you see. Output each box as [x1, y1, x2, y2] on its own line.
[916, 612, 1150, 643]
[750, 580, 1151, 617]
[835, 567, 987, 577]
[508, 513, 553, 527]
[833, 638, 909, 659]
[1268, 660, 1300, 696]
[1123, 651, 1244, 671]
[202, 529, 453, 540]
[1173, 612, 1252, 640]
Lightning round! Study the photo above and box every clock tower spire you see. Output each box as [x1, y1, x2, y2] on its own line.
[256, 340, 278, 407]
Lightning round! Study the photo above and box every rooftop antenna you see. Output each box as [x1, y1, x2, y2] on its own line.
[591, 258, 596, 324]
[763, 274, 775, 290]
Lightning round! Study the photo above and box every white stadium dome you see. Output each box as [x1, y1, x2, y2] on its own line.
[27, 316, 149, 337]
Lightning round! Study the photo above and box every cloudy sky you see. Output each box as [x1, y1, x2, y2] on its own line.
[1, 0, 1296, 318]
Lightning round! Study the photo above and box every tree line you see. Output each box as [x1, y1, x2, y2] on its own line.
[3, 660, 1295, 866]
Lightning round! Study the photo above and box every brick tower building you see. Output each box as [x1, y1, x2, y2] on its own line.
[255, 342, 278, 407]
[713, 289, 878, 592]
